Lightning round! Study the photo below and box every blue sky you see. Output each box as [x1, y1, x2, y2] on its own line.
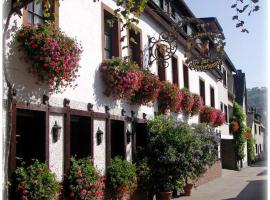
[185, 0, 267, 88]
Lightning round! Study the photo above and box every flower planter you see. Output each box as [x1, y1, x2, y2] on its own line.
[158, 191, 173, 200]
[183, 183, 193, 196]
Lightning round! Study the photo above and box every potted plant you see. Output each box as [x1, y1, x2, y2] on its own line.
[145, 116, 192, 199]
[15, 23, 82, 93]
[182, 124, 220, 196]
[199, 106, 218, 124]
[130, 69, 161, 105]
[14, 159, 60, 200]
[99, 57, 143, 100]
[64, 157, 105, 200]
[107, 157, 137, 200]
[157, 81, 180, 114]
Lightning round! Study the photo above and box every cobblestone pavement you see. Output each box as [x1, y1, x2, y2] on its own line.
[175, 161, 267, 200]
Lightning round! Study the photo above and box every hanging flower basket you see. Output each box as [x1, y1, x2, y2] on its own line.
[157, 81, 180, 114]
[130, 69, 161, 105]
[174, 91, 184, 113]
[99, 57, 143, 100]
[213, 109, 226, 127]
[190, 93, 203, 116]
[200, 106, 218, 124]
[179, 88, 194, 115]
[15, 23, 82, 92]
[230, 121, 240, 133]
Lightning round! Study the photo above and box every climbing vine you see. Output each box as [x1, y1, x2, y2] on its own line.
[232, 102, 246, 163]
[246, 127, 255, 164]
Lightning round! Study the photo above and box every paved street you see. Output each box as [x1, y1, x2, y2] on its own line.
[176, 161, 267, 200]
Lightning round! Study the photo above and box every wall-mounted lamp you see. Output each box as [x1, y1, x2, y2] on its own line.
[121, 109, 126, 116]
[143, 113, 147, 119]
[126, 130, 133, 144]
[87, 103, 93, 111]
[96, 127, 104, 145]
[105, 106, 110, 114]
[52, 121, 61, 142]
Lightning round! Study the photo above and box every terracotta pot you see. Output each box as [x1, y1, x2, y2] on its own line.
[158, 191, 172, 200]
[183, 183, 193, 196]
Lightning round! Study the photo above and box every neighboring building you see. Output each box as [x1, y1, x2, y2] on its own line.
[233, 69, 249, 168]
[247, 107, 267, 161]
[219, 53, 239, 170]
[2, 0, 247, 197]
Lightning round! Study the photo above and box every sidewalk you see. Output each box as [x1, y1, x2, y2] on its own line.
[175, 161, 267, 200]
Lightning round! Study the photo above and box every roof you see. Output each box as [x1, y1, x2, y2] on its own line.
[224, 52, 237, 73]
[233, 70, 247, 106]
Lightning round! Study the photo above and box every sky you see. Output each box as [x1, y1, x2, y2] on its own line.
[184, 0, 267, 89]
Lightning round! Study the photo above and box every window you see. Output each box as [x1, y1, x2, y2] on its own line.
[255, 124, 257, 134]
[183, 63, 189, 89]
[199, 79, 205, 105]
[157, 45, 166, 81]
[128, 29, 142, 67]
[256, 144, 258, 154]
[259, 144, 262, 153]
[23, 1, 58, 26]
[103, 6, 120, 60]
[23, 1, 44, 25]
[210, 86, 215, 107]
[259, 126, 261, 135]
[224, 105, 228, 123]
[171, 56, 179, 86]
[220, 102, 224, 111]
[222, 67, 227, 87]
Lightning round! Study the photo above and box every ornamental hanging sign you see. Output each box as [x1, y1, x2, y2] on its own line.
[148, 31, 177, 68]
[183, 19, 225, 71]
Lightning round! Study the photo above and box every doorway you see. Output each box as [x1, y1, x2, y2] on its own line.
[70, 115, 92, 159]
[110, 120, 125, 159]
[16, 109, 46, 165]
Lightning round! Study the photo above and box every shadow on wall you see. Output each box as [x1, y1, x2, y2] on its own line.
[93, 68, 117, 110]
[6, 25, 50, 103]
[222, 180, 267, 200]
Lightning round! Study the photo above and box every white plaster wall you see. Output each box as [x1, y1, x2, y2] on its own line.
[3, 0, 231, 181]
[253, 123, 264, 156]
[93, 119, 106, 175]
[49, 114, 64, 181]
[126, 122, 132, 162]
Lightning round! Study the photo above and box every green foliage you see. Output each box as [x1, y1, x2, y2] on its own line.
[247, 133, 255, 163]
[14, 159, 59, 200]
[107, 157, 137, 199]
[65, 157, 105, 200]
[143, 116, 220, 192]
[232, 102, 247, 161]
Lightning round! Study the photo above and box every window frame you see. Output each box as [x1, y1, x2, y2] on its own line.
[199, 78, 205, 105]
[171, 55, 179, 87]
[22, 1, 59, 26]
[183, 63, 189, 89]
[101, 3, 121, 61]
[224, 104, 228, 123]
[157, 44, 166, 81]
[127, 26, 142, 67]
[210, 85, 215, 107]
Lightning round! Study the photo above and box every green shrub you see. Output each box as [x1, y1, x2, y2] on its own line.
[14, 159, 59, 200]
[65, 157, 105, 200]
[232, 102, 247, 161]
[247, 134, 255, 163]
[107, 157, 137, 199]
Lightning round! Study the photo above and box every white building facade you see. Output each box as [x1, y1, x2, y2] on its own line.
[2, 0, 244, 195]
